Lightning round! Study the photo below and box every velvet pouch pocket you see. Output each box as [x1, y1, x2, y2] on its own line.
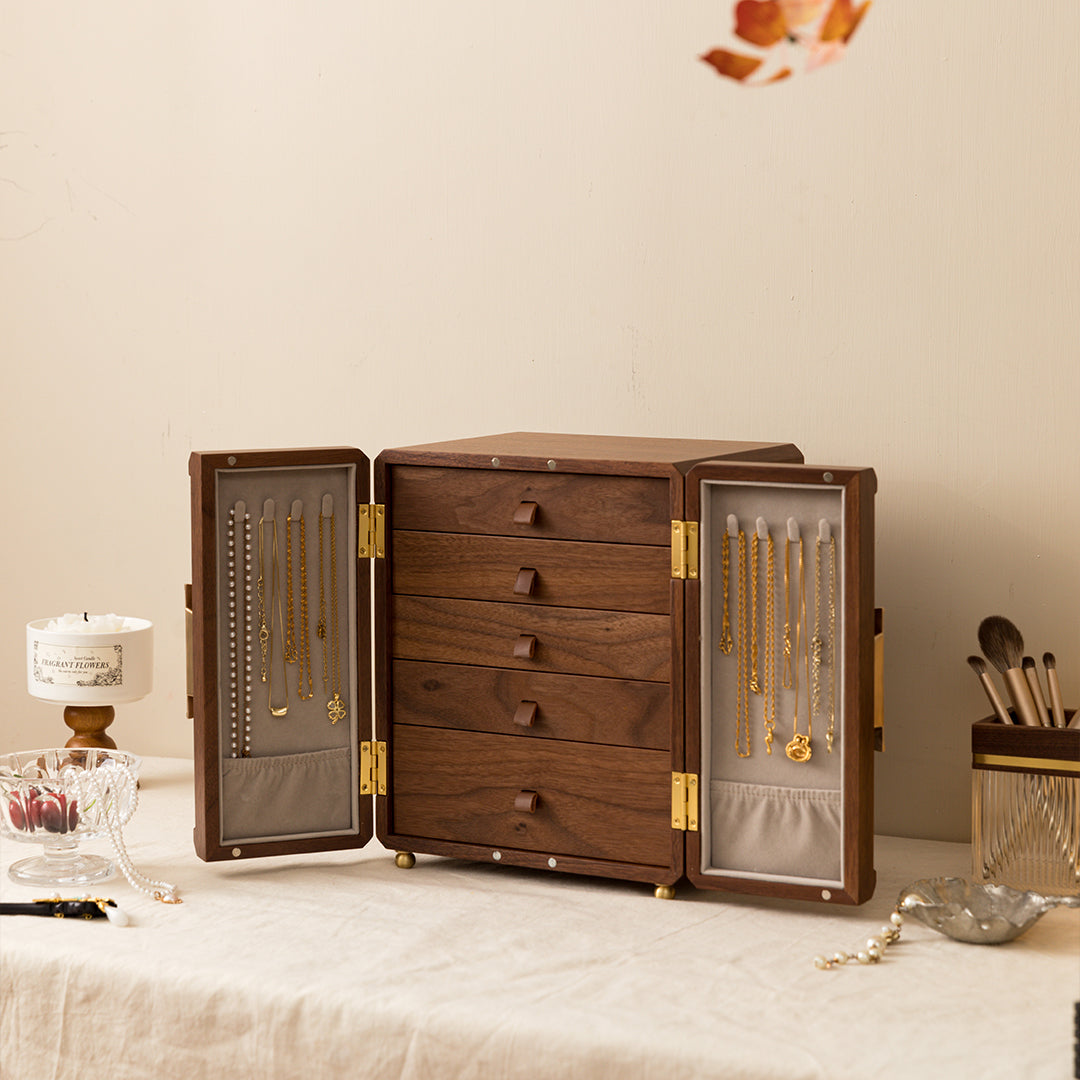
[709, 779, 842, 881]
[221, 747, 354, 843]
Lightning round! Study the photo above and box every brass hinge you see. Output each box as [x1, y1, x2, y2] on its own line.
[671, 772, 699, 831]
[360, 740, 387, 795]
[358, 504, 386, 560]
[671, 520, 699, 580]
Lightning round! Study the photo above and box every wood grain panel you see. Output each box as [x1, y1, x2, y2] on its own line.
[389, 725, 674, 867]
[392, 595, 671, 682]
[389, 466, 671, 544]
[391, 531, 670, 613]
[391, 659, 671, 749]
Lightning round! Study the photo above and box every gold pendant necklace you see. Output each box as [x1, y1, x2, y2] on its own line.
[785, 528, 811, 763]
[735, 528, 751, 758]
[326, 504, 346, 725]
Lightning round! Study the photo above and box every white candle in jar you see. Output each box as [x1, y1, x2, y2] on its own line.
[26, 615, 153, 705]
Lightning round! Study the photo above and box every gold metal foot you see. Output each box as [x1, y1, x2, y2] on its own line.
[394, 851, 416, 869]
[654, 884, 676, 900]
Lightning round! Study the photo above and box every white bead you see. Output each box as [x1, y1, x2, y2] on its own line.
[866, 936, 883, 951]
[857, 951, 871, 964]
[890, 911, 904, 927]
[867, 944, 883, 960]
[832, 951, 849, 965]
[814, 955, 829, 969]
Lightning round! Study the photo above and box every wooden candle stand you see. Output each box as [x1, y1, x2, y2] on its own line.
[63, 705, 118, 750]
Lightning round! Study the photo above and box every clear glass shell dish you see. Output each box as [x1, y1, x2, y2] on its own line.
[899, 876, 1079, 944]
[0, 748, 139, 887]
[972, 768, 1079, 897]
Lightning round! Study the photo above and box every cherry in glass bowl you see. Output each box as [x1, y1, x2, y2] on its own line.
[0, 748, 139, 888]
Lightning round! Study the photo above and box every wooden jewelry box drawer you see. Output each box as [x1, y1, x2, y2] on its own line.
[390, 465, 671, 544]
[190, 433, 879, 904]
[390, 725, 673, 867]
[391, 660, 670, 749]
[391, 595, 671, 682]
[391, 531, 671, 613]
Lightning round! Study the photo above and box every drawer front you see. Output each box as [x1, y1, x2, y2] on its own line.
[391, 531, 670, 614]
[392, 595, 671, 682]
[390, 725, 673, 867]
[389, 466, 670, 544]
[392, 660, 670, 750]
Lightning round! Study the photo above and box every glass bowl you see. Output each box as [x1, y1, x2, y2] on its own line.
[898, 876, 1080, 944]
[0, 748, 139, 887]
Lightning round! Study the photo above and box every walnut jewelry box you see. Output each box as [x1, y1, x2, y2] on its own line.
[188, 432, 882, 904]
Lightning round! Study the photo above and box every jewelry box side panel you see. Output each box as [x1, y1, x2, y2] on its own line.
[683, 462, 877, 905]
[189, 448, 373, 863]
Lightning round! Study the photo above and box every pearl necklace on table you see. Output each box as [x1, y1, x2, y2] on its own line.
[70, 760, 181, 905]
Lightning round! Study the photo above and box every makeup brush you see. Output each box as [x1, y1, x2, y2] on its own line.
[977, 616, 1042, 727]
[967, 656, 1014, 725]
[1043, 652, 1068, 729]
[1021, 656, 1051, 727]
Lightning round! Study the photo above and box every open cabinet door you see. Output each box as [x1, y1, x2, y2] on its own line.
[683, 460, 877, 904]
[189, 447, 374, 861]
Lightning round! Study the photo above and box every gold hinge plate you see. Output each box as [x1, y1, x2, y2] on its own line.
[671, 772, 699, 831]
[671, 520, 699, 580]
[358, 504, 386, 560]
[360, 740, 387, 795]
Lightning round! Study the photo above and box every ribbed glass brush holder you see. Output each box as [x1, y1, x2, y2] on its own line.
[971, 714, 1079, 897]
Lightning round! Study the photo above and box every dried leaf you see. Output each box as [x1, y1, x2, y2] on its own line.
[820, 0, 871, 43]
[733, 0, 788, 47]
[700, 48, 765, 82]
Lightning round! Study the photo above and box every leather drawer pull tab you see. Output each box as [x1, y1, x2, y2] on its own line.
[513, 501, 538, 525]
[513, 634, 537, 659]
[514, 790, 539, 813]
[513, 701, 538, 728]
[513, 568, 538, 596]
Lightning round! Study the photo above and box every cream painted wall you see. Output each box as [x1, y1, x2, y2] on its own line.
[2, 3, 1077, 842]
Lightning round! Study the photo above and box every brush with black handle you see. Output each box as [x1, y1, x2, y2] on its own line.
[977, 616, 1042, 727]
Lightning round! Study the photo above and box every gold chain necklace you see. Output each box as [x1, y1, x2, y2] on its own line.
[326, 509, 347, 725]
[259, 504, 289, 717]
[296, 509, 314, 700]
[718, 526, 733, 654]
[749, 527, 761, 695]
[317, 504, 330, 693]
[825, 533, 837, 752]
[284, 506, 298, 663]
[762, 531, 776, 755]
[735, 529, 751, 758]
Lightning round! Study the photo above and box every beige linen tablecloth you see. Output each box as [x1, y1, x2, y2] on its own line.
[1, 757, 1077, 1079]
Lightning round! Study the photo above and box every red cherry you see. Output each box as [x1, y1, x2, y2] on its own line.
[28, 794, 43, 829]
[7, 797, 27, 832]
[67, 797, 79, 832]
[39, 794, 66, 833]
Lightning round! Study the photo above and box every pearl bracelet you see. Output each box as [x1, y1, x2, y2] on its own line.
[814, 908, 904, 969]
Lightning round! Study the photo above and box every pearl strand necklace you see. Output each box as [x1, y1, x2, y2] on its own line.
[227, 501, 253, 758]
[72, 760, 181, 904]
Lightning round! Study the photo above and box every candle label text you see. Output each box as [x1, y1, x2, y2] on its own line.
[33, 643, 124, 688]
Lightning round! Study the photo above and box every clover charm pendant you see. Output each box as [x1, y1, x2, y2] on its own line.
[327, 693, 347, 725]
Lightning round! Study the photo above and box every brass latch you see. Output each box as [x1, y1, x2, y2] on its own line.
[671, 772, 699, 831]
[671, 520, 699, 580]
[360, 741, 387, 795]
[359, 504, 386, 560]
